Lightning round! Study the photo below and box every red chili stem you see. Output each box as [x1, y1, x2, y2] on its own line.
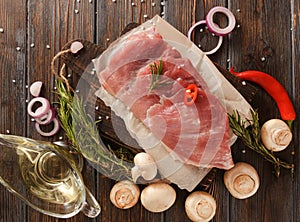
[229, 67, 296, 122]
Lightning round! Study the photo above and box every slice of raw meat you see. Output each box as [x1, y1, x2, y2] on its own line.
[95, 27, 234, 170]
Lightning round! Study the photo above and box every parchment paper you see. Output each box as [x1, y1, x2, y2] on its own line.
[94, 15, 253, 191]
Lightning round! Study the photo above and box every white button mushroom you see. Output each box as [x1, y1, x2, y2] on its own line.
[224, 162, 260, 199]
[131, 152, 157, 182]
[261, 119, 292, 152]
[185, 191, 216, 222]
[109, 180, 140, 209]
[140, 183, 176, 213]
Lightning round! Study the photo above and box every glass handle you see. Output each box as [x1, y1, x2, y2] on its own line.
[81, 186, 101, 218]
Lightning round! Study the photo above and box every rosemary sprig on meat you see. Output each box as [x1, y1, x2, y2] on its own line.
[228, 110, 294, 177]
[56, 79, 134, 181]
[148, 59, 173, 92]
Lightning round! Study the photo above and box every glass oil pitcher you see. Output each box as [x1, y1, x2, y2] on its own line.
[0, 134, 101, 218]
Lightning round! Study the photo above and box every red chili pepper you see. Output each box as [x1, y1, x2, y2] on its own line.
[229, 67, 296, 123]
[184, 84, 198, 106]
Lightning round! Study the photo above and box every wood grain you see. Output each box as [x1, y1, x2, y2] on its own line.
[0, 0, 299, 221]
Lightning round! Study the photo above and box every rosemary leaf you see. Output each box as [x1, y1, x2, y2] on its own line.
[228, 110, 294, 177]
[56, 79, 134, 181]
[148, 59, 173, 92]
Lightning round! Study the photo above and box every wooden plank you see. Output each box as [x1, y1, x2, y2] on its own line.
[292, 0, 300, 221]
[95, 1, 163, 222]
[0, 0, 28, 221]
[25, 0, 95, 221]
[96, 0, 162, 46]
[229, 1, 295, 222]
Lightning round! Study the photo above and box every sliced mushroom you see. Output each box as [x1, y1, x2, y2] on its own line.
[185, 191, 216, 222]
[131, 152, 157, 182]
[224, 162, 259, 199]
[109, 180, 140, 209]
[140, 183, 176, 213]
[261, 119, 292, 152]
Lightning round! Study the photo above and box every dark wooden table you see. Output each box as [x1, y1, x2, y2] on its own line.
[0, 0, 299, 221]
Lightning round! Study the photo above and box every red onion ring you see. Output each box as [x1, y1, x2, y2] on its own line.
[206, 6, 236, 36]
[35, 107, 55, 125]
[27, 97, 50, 118]
[35, 117, 60, 137]
[187, 20, 223, 55]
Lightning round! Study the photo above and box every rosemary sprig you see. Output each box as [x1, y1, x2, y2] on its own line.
[148, 59, 173, 92]
[56, 79, 134, 181]
[228, 110, 294, 177]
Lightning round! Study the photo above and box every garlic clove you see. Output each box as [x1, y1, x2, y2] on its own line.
[261, 119, 292, 152]
[109, 180, 140, 209]
[224, 162, 259, 199]
[185, 191, 216, 222]
[140, 183, 176, 213]
[29, 81, 43, 97]
[70, 41, 84, 54]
